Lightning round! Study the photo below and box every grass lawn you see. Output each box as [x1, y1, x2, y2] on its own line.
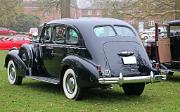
[0, 50, 180, 112]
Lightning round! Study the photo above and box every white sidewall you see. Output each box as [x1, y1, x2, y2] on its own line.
[63, 69, 78, 99]
[7, 60, 16, 84]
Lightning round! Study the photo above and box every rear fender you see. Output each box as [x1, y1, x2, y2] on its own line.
[4, 50, 28, 76]
[61, 56, 99, 88]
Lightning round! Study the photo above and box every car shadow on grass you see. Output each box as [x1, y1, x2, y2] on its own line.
[22, 81, 63, 94]
[21, 81, 154, 103]
[82, 88, 153, 103]
[167, 75, 180, 82]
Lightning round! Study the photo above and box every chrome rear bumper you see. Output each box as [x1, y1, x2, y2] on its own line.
[98, 72, 166, 85]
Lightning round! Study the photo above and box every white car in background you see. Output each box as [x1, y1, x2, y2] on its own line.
[140, 32, 150, 40]
[29, 28, 38, 38]
[140, 30, 155, 40]
[140, 26, 167, 40]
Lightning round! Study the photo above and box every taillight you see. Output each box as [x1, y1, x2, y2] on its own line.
[96, 65, 101, 72]
[155, 63, 160, 70]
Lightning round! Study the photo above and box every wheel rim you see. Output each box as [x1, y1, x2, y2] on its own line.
[8, 64, 16, 82]
[66, 74, 76, 94]
[63, 69, 79, 99]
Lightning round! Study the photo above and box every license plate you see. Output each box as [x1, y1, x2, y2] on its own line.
[122, 56, 137, 64]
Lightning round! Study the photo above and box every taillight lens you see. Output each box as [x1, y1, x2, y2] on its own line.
[155, 63, 160, 70]
[96, 65, 101, 72]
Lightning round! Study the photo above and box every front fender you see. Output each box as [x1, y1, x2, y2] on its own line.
[19, 44, 34, 67]
[4, 50, 28, 76]
[61, 56, 99, 88]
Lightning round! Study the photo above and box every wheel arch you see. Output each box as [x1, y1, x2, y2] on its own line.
[19, 44, 34, 67]
[4, 50, 28, 76]
[60, 55, 99, 88]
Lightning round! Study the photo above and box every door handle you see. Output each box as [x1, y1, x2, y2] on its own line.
[118, 51, 134, 57]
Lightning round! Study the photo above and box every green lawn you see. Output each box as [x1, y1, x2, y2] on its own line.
[0, 50, 180, 112]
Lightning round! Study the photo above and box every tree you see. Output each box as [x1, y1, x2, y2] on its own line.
[175, 0, 180, 19]
[11, 13, 40, 32]
[121, 0, 180, 21]
[102, 0, 180, 20]
[0, 0, 22, 27]
[102, 0, 123, 19]
[39, 0, 71, 18]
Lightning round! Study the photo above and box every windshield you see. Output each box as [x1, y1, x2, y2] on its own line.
[170, 26, 180, 37]
[94, 25, 136, 38]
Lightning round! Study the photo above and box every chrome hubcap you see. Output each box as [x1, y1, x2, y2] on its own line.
[66, 74, 76, 94]
[9, 65, 16, 81]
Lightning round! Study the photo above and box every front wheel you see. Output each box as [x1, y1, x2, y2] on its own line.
[63, 69, 82, 100]
[7, 60, 23, 85]
[122, 83, 145, 96]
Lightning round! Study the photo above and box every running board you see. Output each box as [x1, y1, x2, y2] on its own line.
[29, 76, 60, 85]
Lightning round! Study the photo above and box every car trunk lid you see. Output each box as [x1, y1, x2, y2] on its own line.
[103, 41, 151, 77]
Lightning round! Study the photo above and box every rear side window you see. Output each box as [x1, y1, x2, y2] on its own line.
[66, 28, 78, 44]
[114, 26, 136, 37]
[94, 26, 116, 38]
[53, 25, 66, 43]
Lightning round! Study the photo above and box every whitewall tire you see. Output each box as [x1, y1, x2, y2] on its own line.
[7, 60, 22, 85]
[63, 69, 82, 100]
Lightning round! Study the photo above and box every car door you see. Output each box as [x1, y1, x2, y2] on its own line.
[48, 25, 80, 78]
[38, 24, 56, 77]
[45, 24, 67, 77]
[155, 24, 171, 63]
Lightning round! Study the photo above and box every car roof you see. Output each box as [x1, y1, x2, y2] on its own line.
[47, 18, 131, 27]
[168, 20, 180, 26]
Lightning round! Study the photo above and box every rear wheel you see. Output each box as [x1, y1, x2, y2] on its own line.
[166, 71, 174, 80]
[7, 60, 22, 85]
[63, 69, 82, 100]
[122, 83, 145, 96]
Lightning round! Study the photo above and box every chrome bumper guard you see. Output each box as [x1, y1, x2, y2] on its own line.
[98, 73, 166, 85]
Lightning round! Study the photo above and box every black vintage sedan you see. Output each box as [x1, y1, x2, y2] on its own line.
[4, 18, 166, 100]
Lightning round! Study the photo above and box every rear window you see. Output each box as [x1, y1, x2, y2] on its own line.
[114, 26, 136, 37]
[94, 26, 116, 38]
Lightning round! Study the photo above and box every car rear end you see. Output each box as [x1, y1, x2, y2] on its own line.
[83, 20, 166, 86]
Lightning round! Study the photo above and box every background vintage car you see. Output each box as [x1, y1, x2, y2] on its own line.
[0, 27, 16, 36]
[4, 18, 166, 100]
[144, 20, 180, 78]
[0, 36, 30, 50]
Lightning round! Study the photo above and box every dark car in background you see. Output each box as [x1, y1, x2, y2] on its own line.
[145, 20, 180, 77]
[4, 18, 166, 100]
[0, 27, 16, 36]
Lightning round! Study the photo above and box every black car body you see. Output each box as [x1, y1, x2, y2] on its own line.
[4, 18, 166, 100]
[145, 20, 180, 77]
